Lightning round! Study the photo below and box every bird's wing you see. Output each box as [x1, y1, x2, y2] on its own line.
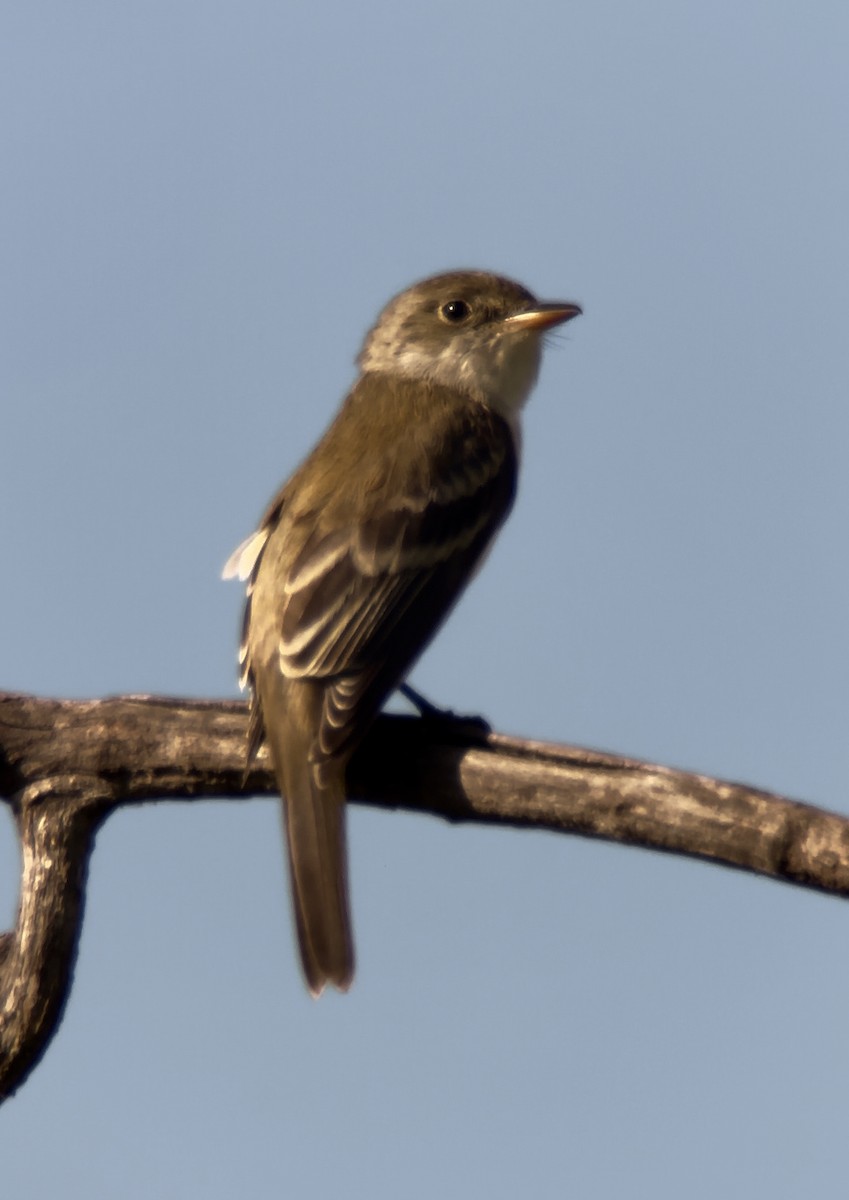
[264, 402, 517, 762]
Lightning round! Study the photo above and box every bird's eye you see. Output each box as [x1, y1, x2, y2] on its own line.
[440, 299, 470, 323]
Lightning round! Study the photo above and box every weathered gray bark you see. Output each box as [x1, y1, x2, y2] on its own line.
[2, 689, 849, 1100]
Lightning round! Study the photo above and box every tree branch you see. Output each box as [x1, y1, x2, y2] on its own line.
[2, 689, 848, 1098]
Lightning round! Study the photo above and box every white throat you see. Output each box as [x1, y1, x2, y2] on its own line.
[392, 332, 543, 426]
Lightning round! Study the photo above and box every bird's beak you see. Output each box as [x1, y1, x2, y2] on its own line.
[502, 302, 582, 332]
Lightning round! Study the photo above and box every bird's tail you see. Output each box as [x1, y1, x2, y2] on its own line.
[261, 680, 355, 996]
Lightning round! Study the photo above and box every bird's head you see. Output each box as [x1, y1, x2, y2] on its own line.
[358, 270, 581, 420]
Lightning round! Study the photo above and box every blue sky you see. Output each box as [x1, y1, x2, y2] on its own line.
[3, 3, 849, 1196]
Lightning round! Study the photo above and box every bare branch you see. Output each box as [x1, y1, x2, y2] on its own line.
[2, 690, 848, 1098]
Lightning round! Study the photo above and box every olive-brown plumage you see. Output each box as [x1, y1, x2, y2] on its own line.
[225, 270, 580, 994]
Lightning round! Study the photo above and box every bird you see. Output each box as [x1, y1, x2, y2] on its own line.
[224, 269, 581, 995]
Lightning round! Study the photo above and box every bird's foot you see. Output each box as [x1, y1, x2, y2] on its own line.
[398, 683, 491, 742]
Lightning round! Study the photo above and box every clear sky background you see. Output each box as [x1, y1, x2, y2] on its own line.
[2, 3, 848, 1196]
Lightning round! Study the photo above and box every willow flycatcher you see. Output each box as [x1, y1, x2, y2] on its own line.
[224, 270, 581, 994]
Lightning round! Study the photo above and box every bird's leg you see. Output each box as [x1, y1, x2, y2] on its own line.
[398, 682, 491, 740]
[398, 682, 446, 719]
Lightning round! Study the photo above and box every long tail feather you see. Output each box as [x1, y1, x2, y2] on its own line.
[259, 678, 354, 995]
